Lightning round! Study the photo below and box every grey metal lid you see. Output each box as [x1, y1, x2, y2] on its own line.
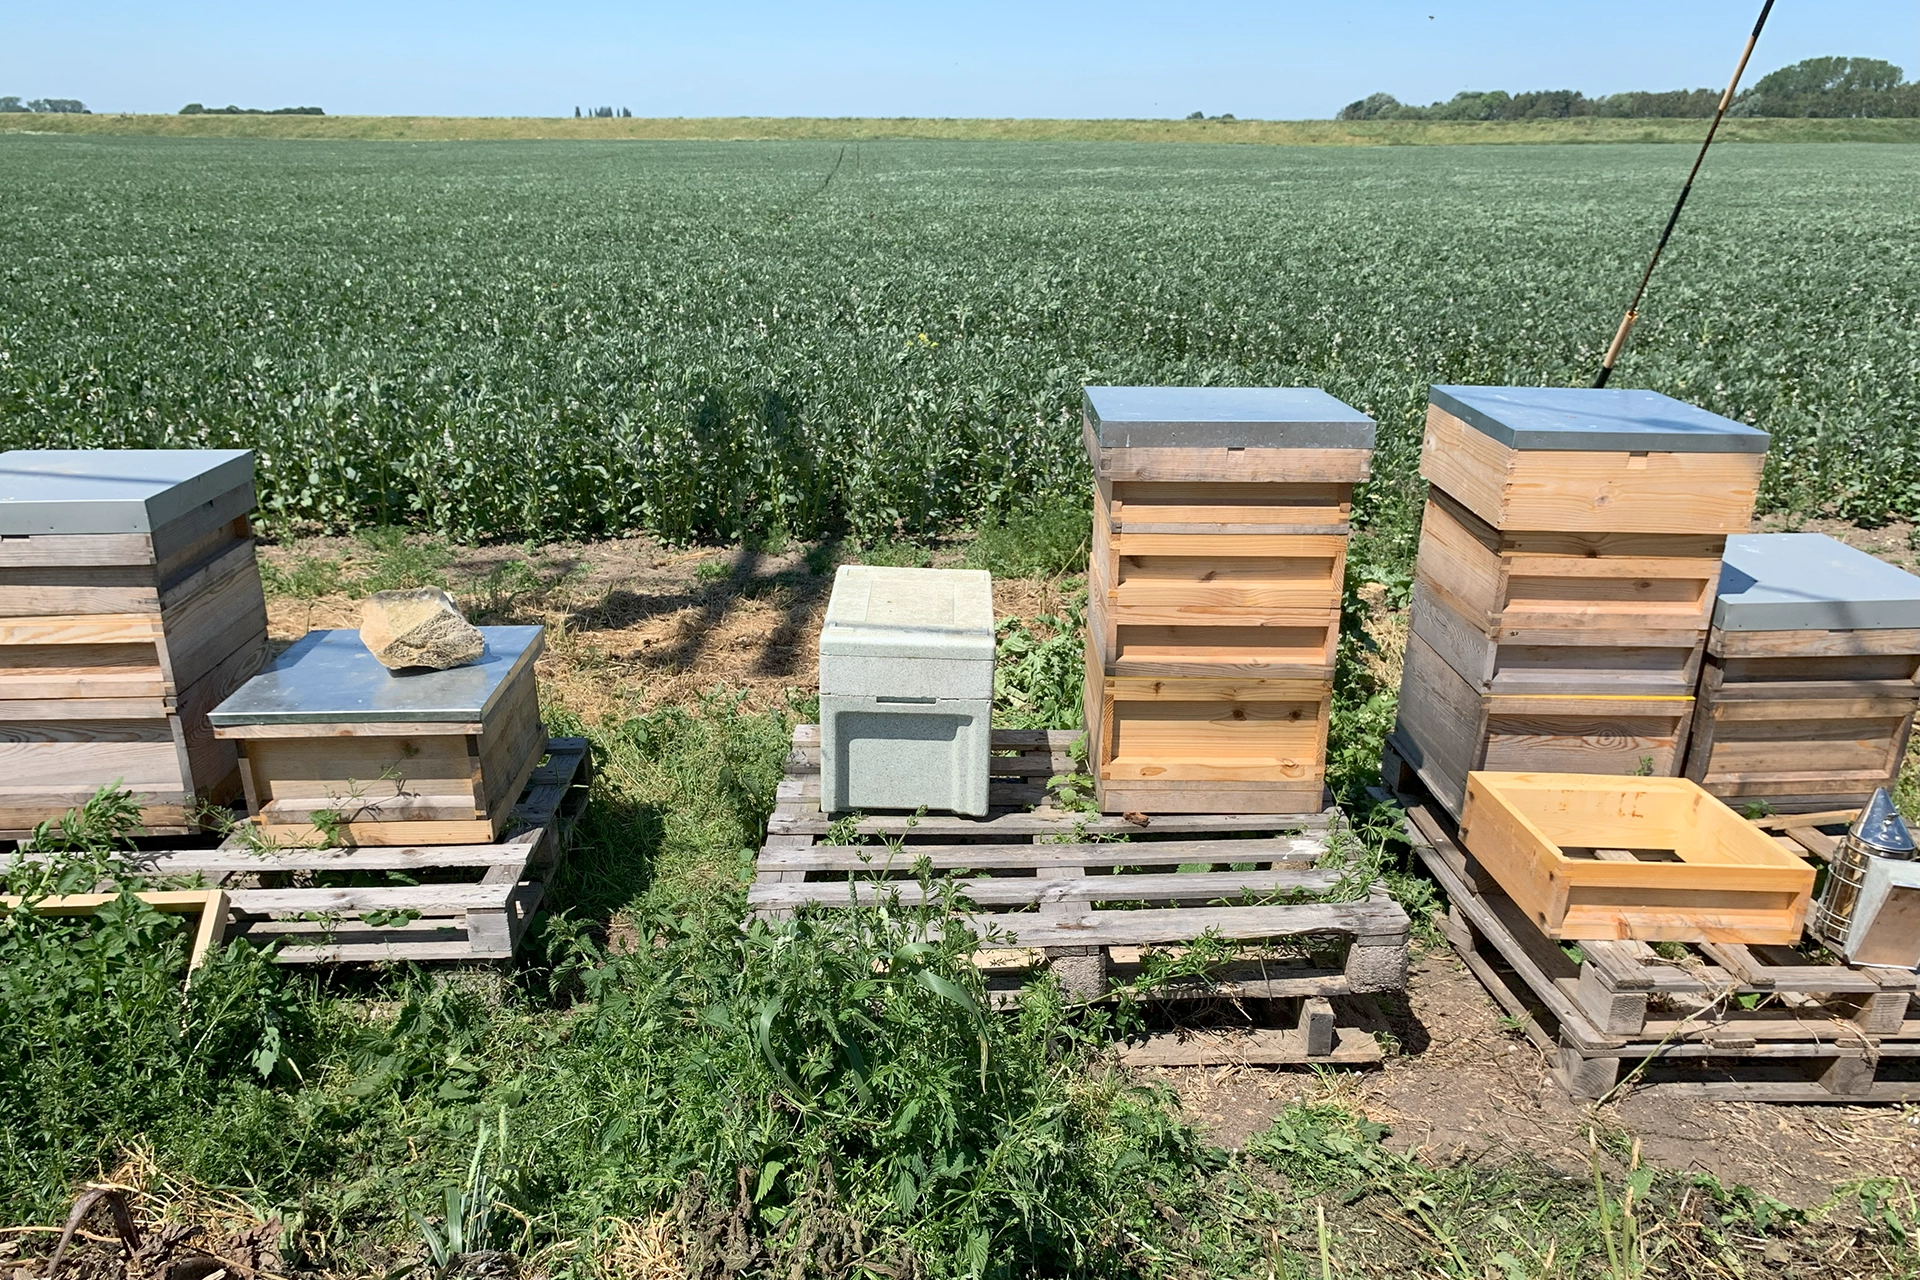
[820, 565, 995, 662]
[1429, 386, 1768, 454]
[209, 626, 544, 725]
[1713, 533, 1920, 632]
[1850, 789, 1916, 859]
[1083, 386, 1375, 450]
[0, 449, 254, 535]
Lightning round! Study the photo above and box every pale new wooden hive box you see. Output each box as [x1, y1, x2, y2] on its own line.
[1421, 386, 1768, 534]
[210, 626, 546, 846]
[1458, 772, 1815, 944]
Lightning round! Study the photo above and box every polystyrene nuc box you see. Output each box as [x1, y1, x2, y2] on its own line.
[819, 565, 995, 816]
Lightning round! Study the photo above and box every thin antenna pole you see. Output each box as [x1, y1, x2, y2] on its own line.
[1593, 0, 1775, 387]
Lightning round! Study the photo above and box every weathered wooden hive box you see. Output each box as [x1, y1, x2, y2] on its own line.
[1458, 772, 1815, 944]
[1082, 386, 1373, 813]
[1684, 533, 1920, 813]
[1394, 386, 1769, 817]
[209, 626, 546, 845]
[818, 565, 995, 817]
[0, 449, 267, 834]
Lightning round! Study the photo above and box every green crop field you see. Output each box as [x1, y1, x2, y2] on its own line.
[2, 136, 1915, 552]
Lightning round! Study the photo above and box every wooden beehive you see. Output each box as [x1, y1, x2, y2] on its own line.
[1392, 387, 1768, 817]
[1458, 772, 1816, 944]
[1419, 386, 1767, 535]
[1081, 387, 1372, 814]
[0, 449, 267, 835]
[1684, 533, 1920, 813]
[210, 627, 547, 846]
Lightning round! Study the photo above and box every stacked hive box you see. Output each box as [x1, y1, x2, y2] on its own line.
[1391, 386, 1768, 818]
[0, 449, 268, 834]
[1081, 386, 1375, 814]
[208, 627, 548, 846]
[1684, 533, 1920, 813]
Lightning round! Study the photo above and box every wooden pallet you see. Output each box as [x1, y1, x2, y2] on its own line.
[1382, 745, 1920, 1102]
[119, 736, 592, 963]
[758, 725, 1406, 1062]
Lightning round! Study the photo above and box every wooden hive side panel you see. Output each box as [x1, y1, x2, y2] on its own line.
[150, 484, 255, 587]
[477, 672, 549, 829]
[155, 544, 268, 693]
[1091, 592, 1339, 679]
[1391, 631, 1489, 816]
[241, 731, 485, 828]
[1099, 477, 1353, 533]
[1480, 694, 1694, 779]
[1686, 655, 1919, 805]
[1090, 639, 1331, 786]
[1086, 418, 1374, 483]
[1419, 488, 1724, 632]
[1458, 773, 1568, 934]
[1420, 405, 1763, 533]
[0, 720, 192, 803]
[1105, 531, 1347, 616]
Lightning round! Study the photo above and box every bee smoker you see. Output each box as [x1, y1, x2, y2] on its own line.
[1809, 789, 1917, 958]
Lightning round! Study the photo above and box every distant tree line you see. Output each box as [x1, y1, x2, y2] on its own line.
[179, 103, 325, 115]
[575, 107, 632, 118]
[1340, 57, 1918, 120]
[0, 97, 88, 113]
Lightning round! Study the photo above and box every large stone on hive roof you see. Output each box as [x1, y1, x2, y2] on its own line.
[360, 587, 486, 671]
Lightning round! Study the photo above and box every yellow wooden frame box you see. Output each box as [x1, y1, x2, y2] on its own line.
[1457, 772, 1815, 944]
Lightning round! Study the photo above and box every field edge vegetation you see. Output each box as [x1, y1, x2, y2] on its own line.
[6, 113, 1915, 144]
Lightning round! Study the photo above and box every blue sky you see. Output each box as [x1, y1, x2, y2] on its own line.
[5, 2, 1914, 118]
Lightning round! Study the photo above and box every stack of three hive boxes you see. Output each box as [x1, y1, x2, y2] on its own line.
[1081, 387, 1375, 814]
[1391, 386, 1769, 817]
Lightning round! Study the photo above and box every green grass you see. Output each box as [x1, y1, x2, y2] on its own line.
[3, 711, 1911, 1277]
[7, 114, 1913, 144]
[0, 138, 1913, 549]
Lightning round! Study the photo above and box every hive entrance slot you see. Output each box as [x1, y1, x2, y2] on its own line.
[1560, 846, 1682, 863]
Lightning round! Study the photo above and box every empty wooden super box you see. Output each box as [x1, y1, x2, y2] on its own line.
[209, 627, 546, 845]
[1686, 533, 1920, 813]
[0, 449, 268, 834]
[1458, 772, 1815, 944]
